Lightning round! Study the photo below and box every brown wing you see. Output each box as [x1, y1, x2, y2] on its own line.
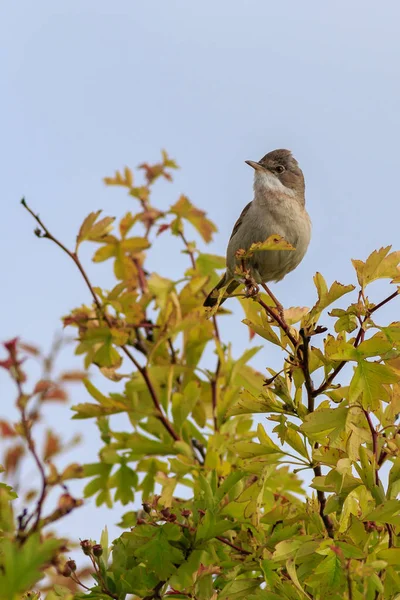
[229, 202, 252, 241]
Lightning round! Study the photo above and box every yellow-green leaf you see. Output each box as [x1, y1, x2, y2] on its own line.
[236, 234, 294, 259]
[349, 361, 397, 409]
[170, 195, 217, 243]
[352, 246, 400, 288]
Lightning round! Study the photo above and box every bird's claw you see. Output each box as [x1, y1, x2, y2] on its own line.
[245, 282, 259, 298]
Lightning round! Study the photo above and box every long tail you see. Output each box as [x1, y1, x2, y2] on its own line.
[203, 275, 239, 308]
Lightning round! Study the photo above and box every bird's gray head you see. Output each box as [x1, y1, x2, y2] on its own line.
[245, 149, 305, 202]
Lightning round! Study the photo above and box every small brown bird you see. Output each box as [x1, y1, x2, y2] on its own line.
[204, 149, 311, 308]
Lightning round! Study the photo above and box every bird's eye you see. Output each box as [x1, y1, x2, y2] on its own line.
[276, 165, 285, 174]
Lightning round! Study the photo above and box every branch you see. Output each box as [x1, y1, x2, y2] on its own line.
[313, 462, 334, 538]
[256, 297, 297, 347]
[21, 199, 180, 443]
[15, 377, 48, 533]
[210, 358, 221, 431]
[216, 536, 251, 556]
[299, 328, 315, 412]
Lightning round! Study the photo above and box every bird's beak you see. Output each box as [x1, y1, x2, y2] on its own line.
[245, 160, 264, 172]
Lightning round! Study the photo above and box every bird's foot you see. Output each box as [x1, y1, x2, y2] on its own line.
[244, 281, 259, 298]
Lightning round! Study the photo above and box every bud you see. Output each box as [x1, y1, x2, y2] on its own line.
[142, 502, 151, 514]
[169, 513, 177, 521]
[58, 493, 77, 513]
[160, 507, 171, 518]
[92, 544, 103, 557]
[137, 517, 146, 525]
[80, 539, 92, 555]
[181, 509, 192, 518]
[198, 509, 206, 516]
[62, 564, 72, 577]
[66, 559, 76, 572]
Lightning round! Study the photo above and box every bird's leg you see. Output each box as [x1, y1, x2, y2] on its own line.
[244, 279, 259, 298]
[260, 283, 284, 318]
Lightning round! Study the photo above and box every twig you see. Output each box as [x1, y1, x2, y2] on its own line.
[216, 536, 251, 555]
[257, 297, 297, 347]
[363, 409, 379, 484]
[21, 199, 180, 443]
[346, 560, 353, 600]
[167, 338, 177, 364]
[133, 257, 148, 293]
[70, 574, 91, 592]
[299, 328, 315, 412]
[143, 581, 165, 600]
[192, 438, 205, 464]
[15, 377, 48, 532]
[313, 462, 334, 538]
[210, 358, 221, 431]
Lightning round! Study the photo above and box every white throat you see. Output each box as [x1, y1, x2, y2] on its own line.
[253, 170, 296, 199]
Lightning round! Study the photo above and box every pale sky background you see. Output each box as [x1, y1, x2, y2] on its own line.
[2, 1, 400, 548]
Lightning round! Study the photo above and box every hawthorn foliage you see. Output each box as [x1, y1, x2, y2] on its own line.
[1, 151, 400, 600]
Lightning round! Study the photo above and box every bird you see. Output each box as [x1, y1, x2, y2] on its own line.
[203, 149, 311, 309]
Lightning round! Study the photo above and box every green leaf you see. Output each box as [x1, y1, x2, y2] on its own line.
[110, 463, 138, 505]
[272, 539, 304, 561]
[364, 499, 400, 525]
[349, 361, 397, 409]
[377, 548, 400, 565]
[242, 319, 282, 346]
[300, 405, 348, 441]
[0, 534, 61, 598]
[148, 273, 175, 309]
[218, 578, 262, 600]
[310, 551, 344, 593]
[306, 273, 355, 322]
[93, 342, 122, 368]
[134, 528, 185, 580]
[286, 558, 312, 599]
[196, 253, 226, 275]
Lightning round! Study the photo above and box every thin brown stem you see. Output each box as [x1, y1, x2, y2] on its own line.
[313, 462, 334, 538]
[299, 328, 315, 412]
[167, 338, 177, 364]
[133, 257, 148, 293]
[143, 581, 166, 600]
[70, 574, 91, 592]
[210, 358, 221, 431]
[257, 297, 297, 347]
[260, 282, 284, 315]
[216, 536, 251, 555]
[22, 199, 180, 443]
[15, 378, 48, 533]
[346, 560, 353, 600]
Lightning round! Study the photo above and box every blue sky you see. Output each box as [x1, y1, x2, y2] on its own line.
[2, 1, 400, 545]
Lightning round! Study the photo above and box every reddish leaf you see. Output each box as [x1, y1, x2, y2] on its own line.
[0, 420, 16, 437]
[59, 371, 87, 382]
[157, 223, 170, 236]
[43, 430, 61, 461]
[5, 444, 25, 474]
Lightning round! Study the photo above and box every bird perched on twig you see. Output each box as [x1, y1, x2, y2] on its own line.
[203, 149, 311, 309]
